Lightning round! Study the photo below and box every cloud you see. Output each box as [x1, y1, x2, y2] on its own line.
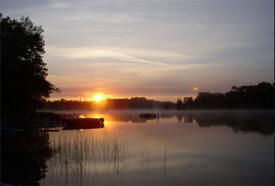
[46, 46, 195, 66]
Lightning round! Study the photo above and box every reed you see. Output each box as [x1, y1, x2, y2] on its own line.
[42, 130, 129, 185]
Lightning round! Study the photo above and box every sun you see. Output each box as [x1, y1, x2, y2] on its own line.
[86, 92, 113, 102]
[92, 94, 104, 102]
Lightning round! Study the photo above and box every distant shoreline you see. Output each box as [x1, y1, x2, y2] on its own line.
[38, 109, 275, 113]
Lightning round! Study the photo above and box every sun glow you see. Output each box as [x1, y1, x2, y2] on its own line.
[92, 94, 104, 102]
[79, 114, 86, 118]
[88, 113, 112, 128]
[193, 87, 199, 91]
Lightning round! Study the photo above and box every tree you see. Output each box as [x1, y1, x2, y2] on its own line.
[176, 98, 183, 109]
[183, 96, 193, 109]
[1, 17, 58, 120]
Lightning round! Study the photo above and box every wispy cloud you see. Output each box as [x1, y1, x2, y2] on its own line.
[47, 47, 173, 65]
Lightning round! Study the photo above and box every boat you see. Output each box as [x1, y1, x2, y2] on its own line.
[63, 118, 104, 130]
[38, 126, 64, 132]
[139, 113, 157, 119]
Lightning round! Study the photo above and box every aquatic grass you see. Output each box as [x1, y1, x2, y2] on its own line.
[41, 130, 129, 185]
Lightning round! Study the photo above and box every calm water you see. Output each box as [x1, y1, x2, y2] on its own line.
[37, 110, 274, 185]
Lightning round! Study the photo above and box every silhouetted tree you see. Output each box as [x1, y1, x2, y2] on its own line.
[187, 82, 273, 109]
[176, 98, 183, 109]
[225, 82, 273, 109]
[194, 92, 225, 109]
[1, 17, 58, 120]
[183, 96, 193, 109]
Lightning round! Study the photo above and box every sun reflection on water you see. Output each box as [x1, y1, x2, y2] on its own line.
[85, 113, 112, 128]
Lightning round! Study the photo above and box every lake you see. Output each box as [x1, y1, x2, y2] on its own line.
[2, 110, 273, 185]
[36, 110, 274, 185]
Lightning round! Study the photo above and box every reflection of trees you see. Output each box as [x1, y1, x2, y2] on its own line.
[1, 131, 54, 185]
[185, 111, 274, 136]
[39, 111, 274, 135]
[118, 111, 274, 135]
[183, 114, 194, 123]
[110, 114, 149, 123]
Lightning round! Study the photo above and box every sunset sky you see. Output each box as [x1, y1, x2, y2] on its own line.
[2, 0, 274, 101]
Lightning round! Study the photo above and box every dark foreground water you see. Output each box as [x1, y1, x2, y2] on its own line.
[2, 110, 274, 185]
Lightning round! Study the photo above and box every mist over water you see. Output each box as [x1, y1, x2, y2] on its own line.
[40, 110, 274, 185]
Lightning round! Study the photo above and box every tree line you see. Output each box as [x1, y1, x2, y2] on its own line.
[43, 97, 175, 110]
[44, 82, 274, 110]
[177, 82, 274, 109]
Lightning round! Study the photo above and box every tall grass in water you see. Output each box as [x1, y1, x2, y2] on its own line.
[41, 130, 128, 185]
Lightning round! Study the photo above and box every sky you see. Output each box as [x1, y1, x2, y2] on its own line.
[2, 0, 274, 101]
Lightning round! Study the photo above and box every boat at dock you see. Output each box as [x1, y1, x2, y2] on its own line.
[63, 118, 104, 130]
